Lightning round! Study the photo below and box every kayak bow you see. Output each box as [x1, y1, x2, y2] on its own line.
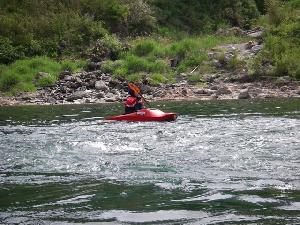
[106, 108, 177, 122]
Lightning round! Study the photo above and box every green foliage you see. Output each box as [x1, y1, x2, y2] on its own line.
[36, 75, 57, 88]
[253, 0, 300, 79]
[187, 74, 203, 84]
[104, 35, 248, 83]
[265, 0, 284, 26]
[134, 40, 156, 56]
[0, 0, 263, 65]
[60, 60, 87, 72]
[0, 37, 23, 64]
[228, 53, 247, 71]
[124, 0, 156, 35]
[150, 73, 168, 85]
[127, 73, 143, 82]
[150, 0, 260, 32]
[0, 57, 86, 93]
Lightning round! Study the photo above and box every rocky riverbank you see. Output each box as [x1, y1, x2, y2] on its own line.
[1, 70, 299, 107]
[1, 31, 300, 106]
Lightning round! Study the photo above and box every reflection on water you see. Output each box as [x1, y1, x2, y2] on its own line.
[0, 99, 299, 224]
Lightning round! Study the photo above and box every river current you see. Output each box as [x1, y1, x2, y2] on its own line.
[0, 99, 299, 224]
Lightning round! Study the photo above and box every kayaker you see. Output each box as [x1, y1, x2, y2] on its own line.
[124, 88, 144, 114]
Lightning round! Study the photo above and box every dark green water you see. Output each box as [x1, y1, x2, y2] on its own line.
[0, 99, 300, 224]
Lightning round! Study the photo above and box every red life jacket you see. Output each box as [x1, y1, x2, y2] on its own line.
[124, 96, 137, 107]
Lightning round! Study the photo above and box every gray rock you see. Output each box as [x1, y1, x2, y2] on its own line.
[216, 86, 232, 95]
[247, 30, 263, 38]
[210, 85, 219, 90]
[245, 41, 256, 50]
[66, 81, 80, 89]
[64, 75, 74, 82]
[75, 77, 82, 83]
[59, 70, 71, 79]
[73, 72, 84, 77]
[96, 92, 105, 98]
[95, 80, 108, 91]
[66, 91, 88, 101]
[105, 97, 117, 102]
[194, 89, 206, 95]
[238, 90, 251, 99]
[182, 88, 188, 96]
[101, 75, 111, 82]
[203, 74, 218, 83]
[251, 45, 263, 54]
[276, 76, 292, 85]
[212, 59, 223, 68]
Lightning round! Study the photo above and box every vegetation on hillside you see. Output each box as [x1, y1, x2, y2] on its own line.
[0, 57, 86, 94]
[253, 0, 300, 79]
[0, 0, 262, 64]
[0, 0, 299, 94]
[101, 35, 249, 84]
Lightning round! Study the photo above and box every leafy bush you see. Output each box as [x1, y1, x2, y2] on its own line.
[124, 0, 156, 35]
[0, 37, 23, 64]
[0, 73, 20, 92]
[253, 0, 300, 79]
[134, 40, 156, 56]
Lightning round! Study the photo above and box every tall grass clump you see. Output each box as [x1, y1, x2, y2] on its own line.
[0, 57, 86, 93]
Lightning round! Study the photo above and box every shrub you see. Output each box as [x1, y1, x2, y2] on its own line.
[265, 0, 283, 27]
[124, 54, 149, 73]
[124, 0, 156, 35]
[150, 73, 167, 84]
[127, 73, 143, 82]
[0, 73, 20, 91]
[60, 60, 87, 72]
[0, 37, 22, 64]
[253, 1, 300, 79]
[134, 40, 156, 56]
[36, 75, 57, 87]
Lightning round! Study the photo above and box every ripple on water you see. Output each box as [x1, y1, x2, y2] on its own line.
[0, 100, 300, 224]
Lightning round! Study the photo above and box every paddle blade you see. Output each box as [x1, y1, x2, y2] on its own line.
[128, 83, 141, 95]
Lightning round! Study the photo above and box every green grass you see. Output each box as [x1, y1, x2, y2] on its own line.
[0, 57, 86, 94]
[103, 35, 249, 83]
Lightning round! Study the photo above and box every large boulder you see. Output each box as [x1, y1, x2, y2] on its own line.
[95, 80, 108, 92]
[66, 91, 89, 101]
[238, 90, 251, 99]
[216, 86, 232, 95]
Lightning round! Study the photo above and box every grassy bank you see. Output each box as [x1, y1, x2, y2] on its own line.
[0, 57, 86, 95]
[101, 35, 249, 84]
[0, 35, 248, 94]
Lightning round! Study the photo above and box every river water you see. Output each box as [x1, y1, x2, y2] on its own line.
[0, 99, 299, 224]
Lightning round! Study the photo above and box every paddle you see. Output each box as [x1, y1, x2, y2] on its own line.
[128, 83, 151, 108]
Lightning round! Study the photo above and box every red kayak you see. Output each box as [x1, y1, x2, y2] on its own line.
[106, 108, 177, 122]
